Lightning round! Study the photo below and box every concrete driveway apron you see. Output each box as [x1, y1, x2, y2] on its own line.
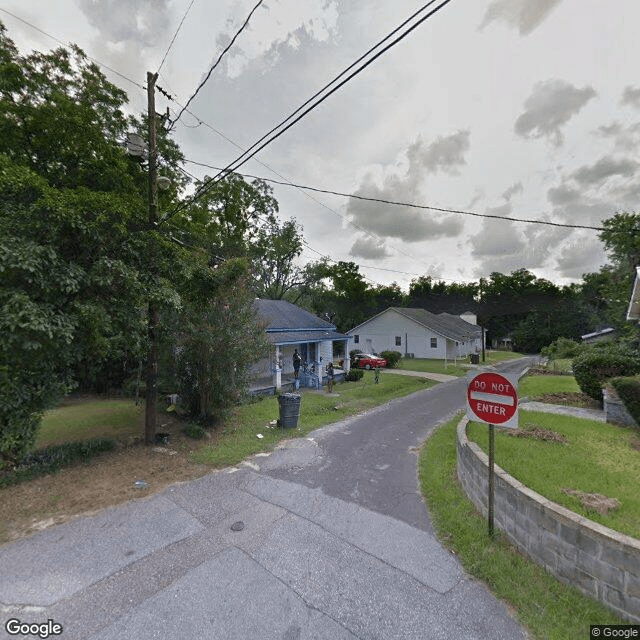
[0, 358, 535, 640]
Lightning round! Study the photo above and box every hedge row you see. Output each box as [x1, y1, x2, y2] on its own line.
[0, 438, 116, 488]
[609, 376, 640, 426]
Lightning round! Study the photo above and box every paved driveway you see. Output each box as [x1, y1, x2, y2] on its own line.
[0, 358, 535, 640]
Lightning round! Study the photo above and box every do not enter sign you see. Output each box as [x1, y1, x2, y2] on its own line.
[467, 371, 518, 429]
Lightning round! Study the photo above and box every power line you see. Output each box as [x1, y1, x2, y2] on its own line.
[0, 7, 145, 91]
[157, 0, 197, 73]
[171, 0, 266, 127]
[182, 161, 606, 232]
[161, 0, 454, 224]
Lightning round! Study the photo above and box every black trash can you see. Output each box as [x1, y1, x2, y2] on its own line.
[470, 353, 480, 364]
[278, 393, 301, 428]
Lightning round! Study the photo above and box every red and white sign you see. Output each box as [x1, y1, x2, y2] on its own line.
[466, 371, 518, 429]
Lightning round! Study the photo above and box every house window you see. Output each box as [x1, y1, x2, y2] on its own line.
[430, 338, 437, 348]
[354, 335, 359, 344]
[395, 336, 401, 346]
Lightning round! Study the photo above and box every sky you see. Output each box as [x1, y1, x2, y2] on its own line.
[2, 0, 640, 290]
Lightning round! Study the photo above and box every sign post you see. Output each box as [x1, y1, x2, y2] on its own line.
[466, 370, 519, 538]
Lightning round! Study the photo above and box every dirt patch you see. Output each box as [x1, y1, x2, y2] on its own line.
[561, 488, 620, 515]
[629, 436, 640, 453]
[0, 416, 217, 546]
[535, 392, 601, 409]
[506, 423, 568, 444]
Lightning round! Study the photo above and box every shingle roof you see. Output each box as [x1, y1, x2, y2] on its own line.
[361, 307, 481, 342]
[253, 299, 350, 345]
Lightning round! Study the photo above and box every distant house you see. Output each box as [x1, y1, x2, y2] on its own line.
[251, 299, 351, 392]
[627, 266, 640, 322]
[347, 307, 483, 360]
[581, 327, 616, 344]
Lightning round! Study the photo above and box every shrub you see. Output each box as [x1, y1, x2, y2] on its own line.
[345, 369, 364, 382]
[0, 438, 116, 487]
[572, 346, 640, 404]
[380, 350, 402, 368]
[541, 337, 582, 360]
[609, 376, 640, 425]
[182, 423, 207, 439]
[349, 349, 362, 359]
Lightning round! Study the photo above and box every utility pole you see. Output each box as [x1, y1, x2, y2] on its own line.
[145, 71, 159, 445]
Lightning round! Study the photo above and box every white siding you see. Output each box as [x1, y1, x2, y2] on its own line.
[348, 309, 448, 359]
[347, 309, 483, 360]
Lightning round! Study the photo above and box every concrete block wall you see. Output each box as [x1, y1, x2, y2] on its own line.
[456, 416, 640, 622]
[603, 388, 639, 428]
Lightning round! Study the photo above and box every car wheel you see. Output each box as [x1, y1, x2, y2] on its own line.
[365, 364, 371, 370]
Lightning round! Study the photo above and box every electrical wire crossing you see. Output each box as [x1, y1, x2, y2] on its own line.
[182, 160, 606, 232]
[157, 0, 197, 74]
[160, 0, 454, 224]
[171, 0, 266, 127]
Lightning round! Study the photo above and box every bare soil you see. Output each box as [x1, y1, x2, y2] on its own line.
[536, 391, 601, 409]
[0, 416, 215, 547]
[506, 423, 568, 444]
[561, 488, 621, 515]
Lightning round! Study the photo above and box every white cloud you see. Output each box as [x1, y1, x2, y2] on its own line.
[480, 0, 565, 35]
[514, 79, 597, 146]
[349, 236, 391, 259]
[571, 156, 638, 188]
[621, 86, 640, 109]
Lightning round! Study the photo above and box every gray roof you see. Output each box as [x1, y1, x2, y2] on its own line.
[254, 299, 350, 345]
[351, 307, 481, 343]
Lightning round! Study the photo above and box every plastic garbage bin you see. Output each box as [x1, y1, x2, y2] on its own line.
[278, 393, 301, 428]
[470, 353, 480, 364]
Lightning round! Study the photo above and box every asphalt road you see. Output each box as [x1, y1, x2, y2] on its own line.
[0, 358, 534, 640]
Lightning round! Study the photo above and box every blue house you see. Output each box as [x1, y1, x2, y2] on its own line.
[251, 299, 351, 393]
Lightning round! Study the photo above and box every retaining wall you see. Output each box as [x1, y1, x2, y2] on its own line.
[456, 416, 640, 622]
[603, 388, 639, 429]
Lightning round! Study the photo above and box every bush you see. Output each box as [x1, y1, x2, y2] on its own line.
[345, 369, 364, 382]
[609, 376, 640, 425]
[0, 438, 116, 487]
[380, 350, 402, 368]
[182, 423, 207, 439]
[349, 349, 363, 359]
[541, 337, 582, 360]
[572, 346, 640, 404]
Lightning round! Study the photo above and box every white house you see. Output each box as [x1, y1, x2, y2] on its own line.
[347, 307, 483, 360]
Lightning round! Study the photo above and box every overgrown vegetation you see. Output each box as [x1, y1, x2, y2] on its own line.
[0, 438, 116, 488]
[572, 344, 640, 404]
[420, 415, 625, 639]
[379, 350, 402, 368]
[609, 375, 640, 424]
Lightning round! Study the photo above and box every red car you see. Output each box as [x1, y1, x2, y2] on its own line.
[353, 353, 386, 369]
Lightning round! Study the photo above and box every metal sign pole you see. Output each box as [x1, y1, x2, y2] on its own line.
[488, 422, 495, 538]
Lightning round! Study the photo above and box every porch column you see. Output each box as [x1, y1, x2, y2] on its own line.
[344, 339, 350, 372]
[274, 344, 282, 389]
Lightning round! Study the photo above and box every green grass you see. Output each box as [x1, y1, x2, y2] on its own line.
[419, 415, 625, 639]
[519, 374, 581, 397]
[541, 358, 574, 374]
[397, 358, 468, 377]
[467, 410, 640, 539]
[191, 371, 435, 467]
[38, 399, 144, 448]
[397, 351, 525, 377]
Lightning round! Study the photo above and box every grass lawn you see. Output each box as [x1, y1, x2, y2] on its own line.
[397, 358, 468, 377]
[38, 398, 144, 448]
[467, 410, 640, 539]
[519, 374, 581, 397]
[397, 351, 525, 377]
[541, 358, 573, 374]
[419, 415, 625, 639]
[191, 370, 435, 467]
